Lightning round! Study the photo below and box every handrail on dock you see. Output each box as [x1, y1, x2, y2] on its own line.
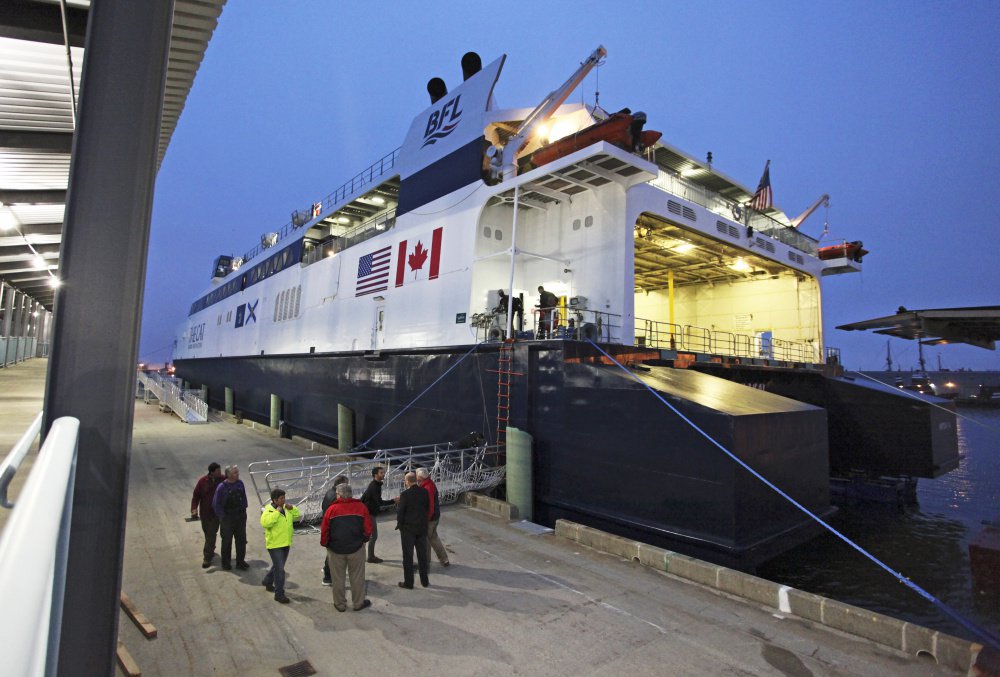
[0, 416, 80, 677]
[0, 411, 43, 509]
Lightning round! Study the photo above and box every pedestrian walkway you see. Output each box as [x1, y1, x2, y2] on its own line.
[118, 400, 960, 676]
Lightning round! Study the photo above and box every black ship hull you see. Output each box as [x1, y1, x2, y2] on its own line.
[176, 340, 832, 569]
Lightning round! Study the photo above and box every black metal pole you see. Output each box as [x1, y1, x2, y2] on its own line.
[43, 1, 174, 674]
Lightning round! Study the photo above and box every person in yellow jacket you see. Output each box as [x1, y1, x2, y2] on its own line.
[260, 488, 301, 604]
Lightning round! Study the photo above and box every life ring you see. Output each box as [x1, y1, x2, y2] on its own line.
[731, 203, 743, 221]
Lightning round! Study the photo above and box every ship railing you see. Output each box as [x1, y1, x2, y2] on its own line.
[301, 209, 398, 266]
[247, 442, 505, 525]
[648, 170, 819, 257]
[0, 415, 79, 677]
[634, 317, 820, 364]
[515, 307, 621, 342]
[240, 147, 402, 266]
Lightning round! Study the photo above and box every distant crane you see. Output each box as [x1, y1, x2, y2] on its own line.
[885, 339, 893, 371]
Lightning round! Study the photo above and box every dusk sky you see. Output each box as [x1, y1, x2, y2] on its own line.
[141, 1, 1000, 371]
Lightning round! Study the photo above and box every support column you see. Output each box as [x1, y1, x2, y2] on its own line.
[1, 284, 13, 336]
[9, 290, 22, 337]
[42, 2, 175, 675]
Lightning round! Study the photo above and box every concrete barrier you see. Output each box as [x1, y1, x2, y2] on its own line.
[464, 492, 518, 521]
[554, 519, 985, 674]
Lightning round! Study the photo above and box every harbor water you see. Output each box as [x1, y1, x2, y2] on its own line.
[759, 407, 1000, 642]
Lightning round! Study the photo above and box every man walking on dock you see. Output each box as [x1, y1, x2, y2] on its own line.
[191, 462, 223, 568]
[261, 488, 300, 604]
[320, 483, 373, 611]
[396, 472, 430, 589]
[212, 465, 249, 570]
[360, 466, 394, 564]
[417, 467, 450, 567]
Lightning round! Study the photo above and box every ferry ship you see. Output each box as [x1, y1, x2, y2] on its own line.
[174, 47, 958, 568]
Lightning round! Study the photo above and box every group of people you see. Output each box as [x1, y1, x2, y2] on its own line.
[190, 462, 450, 608]
[491, 286, 560, 338]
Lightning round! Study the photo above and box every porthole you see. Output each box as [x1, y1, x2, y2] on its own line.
[495, 230, 503, 241]
[483, 226, 492, 238]
[572, 219, 581, 231]
[585, 215, 594, 228]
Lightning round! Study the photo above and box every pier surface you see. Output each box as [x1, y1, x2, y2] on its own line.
[0, 360, 962, 675]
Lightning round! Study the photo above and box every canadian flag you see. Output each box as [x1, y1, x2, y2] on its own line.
[395, 226, 443, 287]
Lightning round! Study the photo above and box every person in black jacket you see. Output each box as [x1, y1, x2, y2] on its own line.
[395, 472, 430, 589]
[360, 466, 394, 564]
[321, 475, 348, 585]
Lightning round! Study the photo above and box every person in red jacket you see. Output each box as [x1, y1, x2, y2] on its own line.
[190, 462, 223, 568]
[320, 483, 373, 612]
[416, 467, 450, 566]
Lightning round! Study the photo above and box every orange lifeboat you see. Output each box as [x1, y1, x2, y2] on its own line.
[528, 109, 662, 169]
[817, 240, 868, 262]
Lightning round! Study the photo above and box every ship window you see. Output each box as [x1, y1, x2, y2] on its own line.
[217, 314, 222, 326]
[483, 226, 492, 238]
[572, 219, 581, 231]
[584, 216, 594, 228]
[495, 230, 502, 241]
[226, 310, 232, 322]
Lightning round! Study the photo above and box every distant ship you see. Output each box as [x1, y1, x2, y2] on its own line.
[174, 47, 957, 568]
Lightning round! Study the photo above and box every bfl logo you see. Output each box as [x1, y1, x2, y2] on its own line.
[421, 94, 462, 148]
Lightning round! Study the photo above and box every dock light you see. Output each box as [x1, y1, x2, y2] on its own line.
[672, 242, 696, 254]
[48, 277, 62, 288]
[547, 118, 577, 143]
[33, 255, 46, 268]
[337, 216, 350, 224]
[371, 196, 385, 205]
[945, 381, 956, 388]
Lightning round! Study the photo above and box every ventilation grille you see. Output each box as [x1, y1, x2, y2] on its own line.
[667, 200, 697, 222]
[716, 220, 739, 239]
[788, 252, 805, 265]
[755, 237, 776, 253]
[274, 285, 302, 322]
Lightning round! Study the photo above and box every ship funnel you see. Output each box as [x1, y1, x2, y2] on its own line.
[461, 51, 482, 81]
[427, 77, 448, 104]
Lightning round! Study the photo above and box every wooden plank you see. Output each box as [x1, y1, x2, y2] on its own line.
[120, 591, 158, 638]
[116, 641, 142, 677]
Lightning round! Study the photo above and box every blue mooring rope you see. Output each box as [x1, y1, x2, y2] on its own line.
[585, 339, 1000, 651]
[357, 342, 484, 449]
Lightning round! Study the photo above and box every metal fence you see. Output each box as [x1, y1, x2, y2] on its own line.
[248, 442, 506, 525]
[136, 370, 208, 423]
[0, 337, 38, 367]
[301, 209, 398, 267]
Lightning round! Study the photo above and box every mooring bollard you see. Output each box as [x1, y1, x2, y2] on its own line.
[506, 426, 533, 521]
[270, 394, 282, 429]
[338, 404, 354, 451]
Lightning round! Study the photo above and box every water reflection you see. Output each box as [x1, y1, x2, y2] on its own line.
[758, 409, 1000, 641]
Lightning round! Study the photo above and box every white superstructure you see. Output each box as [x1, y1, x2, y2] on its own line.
[175, 47, 862, 365]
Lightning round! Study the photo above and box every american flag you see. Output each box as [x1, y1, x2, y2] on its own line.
[750, 160, 772, 212]
[355, 246, 392, 297]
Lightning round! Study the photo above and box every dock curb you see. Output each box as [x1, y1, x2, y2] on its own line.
[464, 493, 518, 521]
[554, 519, 984, 674]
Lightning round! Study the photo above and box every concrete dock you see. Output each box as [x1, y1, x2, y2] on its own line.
[0, 359, 983, 675]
